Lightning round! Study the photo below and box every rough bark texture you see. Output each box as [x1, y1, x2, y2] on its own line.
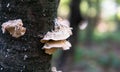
[0, 0, 58, 72]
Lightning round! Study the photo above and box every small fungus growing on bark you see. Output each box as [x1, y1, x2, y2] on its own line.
[43, 40, 71, 54]
[41, 17, 72, 43]
[43, 40, 71, 50]
[1, 19, 26, 38]
[41, 17, 72, 54]
[52, 67, 62, 72]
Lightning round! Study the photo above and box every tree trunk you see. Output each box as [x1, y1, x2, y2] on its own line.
[0, 0, 58, 72]
[85, 0, 100, 46]
[57, 0, 83, 71]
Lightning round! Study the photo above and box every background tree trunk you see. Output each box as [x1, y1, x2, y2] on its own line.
[0, 0, 58, 72]
[85, 0, 100, 46]
[57, 0, 84, 71]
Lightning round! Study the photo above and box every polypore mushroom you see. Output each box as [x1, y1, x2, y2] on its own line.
[41, 17, 72, 55]
[1, 19, 26, 38]
[41, 18, 72, 43]
[43, 40, 71, 54]
[43, 40, 71, 50]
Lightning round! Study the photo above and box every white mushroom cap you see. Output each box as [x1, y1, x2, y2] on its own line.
[41, 18, 72, 43]
[51, 67, 62, 72]
[55, 17, 70, 27]
[42, 40, 71, 50]
[41, 28, 72, 43]
[2, 19, 23, 33]
[1, 19, 26, 38]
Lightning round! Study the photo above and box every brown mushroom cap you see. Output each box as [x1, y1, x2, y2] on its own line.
[41, 29, 72, 43]
[45, 48, 58, 55]
[41, 18, 72, 43]
[1, 19, 26, 38]
[41, 17, 72, 55]
[42, 40, 71, 50]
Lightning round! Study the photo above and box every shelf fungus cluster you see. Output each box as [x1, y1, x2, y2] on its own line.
[41, 18, 72, 55]
[1, 19, 26, 38]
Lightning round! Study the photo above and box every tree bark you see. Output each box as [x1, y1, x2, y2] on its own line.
[0, 0, 58, 72]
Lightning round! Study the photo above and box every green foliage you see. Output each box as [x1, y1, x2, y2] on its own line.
[94, 31, 120, 43]
[79, 29, 120, 43]
[116, 0, 120, 5]
[74, 46, 120, 71]
[58, 0, 70, 18]
[55, 0, 120, 71]
[80, 0, 89, 15]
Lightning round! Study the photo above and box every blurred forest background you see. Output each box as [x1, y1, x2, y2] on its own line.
[52, 0, 120, 72]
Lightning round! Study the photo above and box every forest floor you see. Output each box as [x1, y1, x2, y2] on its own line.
[71, 41, 120, 72]
[52, 39, 120, 72]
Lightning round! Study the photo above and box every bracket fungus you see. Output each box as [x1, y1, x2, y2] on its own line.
[43, 40, 71, 54]
[1, 19, 26, 38]
[41, 17, 72, 55]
